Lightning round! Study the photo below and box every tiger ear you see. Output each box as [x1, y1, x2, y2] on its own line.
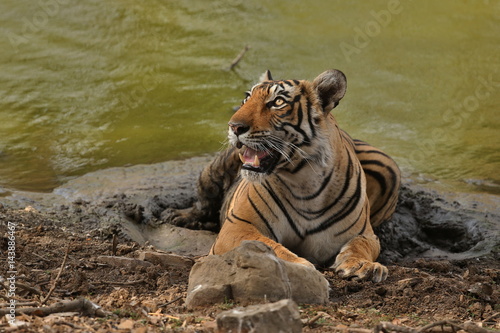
[313, 69, 347, 113]
[259, 69, 273, 82]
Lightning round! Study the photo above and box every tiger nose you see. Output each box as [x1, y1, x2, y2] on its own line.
[229, 122, 250, 136]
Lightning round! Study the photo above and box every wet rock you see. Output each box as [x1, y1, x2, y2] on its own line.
[216, 299, 302, 333]
[185, 241, 329, 308]
[468, 282, 493, 301]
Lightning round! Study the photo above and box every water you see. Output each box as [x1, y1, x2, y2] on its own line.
[0, 0, 499, 194]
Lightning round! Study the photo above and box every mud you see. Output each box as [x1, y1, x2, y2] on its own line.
[0, 156, 498, 331]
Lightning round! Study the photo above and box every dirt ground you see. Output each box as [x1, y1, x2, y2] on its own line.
[0, 204, 498, 333]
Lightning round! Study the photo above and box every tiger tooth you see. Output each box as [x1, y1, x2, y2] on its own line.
[239, 153, 245, 164]
[253, 155, 260, 167]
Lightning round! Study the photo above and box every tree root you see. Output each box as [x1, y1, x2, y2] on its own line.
[0, 298, 111, 318]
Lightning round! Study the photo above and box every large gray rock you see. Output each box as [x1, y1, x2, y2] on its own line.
[217, 299, 302, 333]
[185, 241, 329, 308]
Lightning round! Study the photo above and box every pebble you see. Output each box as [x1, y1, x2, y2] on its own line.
[217, 299, 302, 333]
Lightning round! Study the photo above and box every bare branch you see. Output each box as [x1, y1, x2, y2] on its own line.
[41, 245, 70, 305]
[226, 45, 250, 71]
[94, 279, 145, 286]
[0, 298, 111, 317]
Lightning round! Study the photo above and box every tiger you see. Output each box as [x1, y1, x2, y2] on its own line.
[167, 69, 401, 282]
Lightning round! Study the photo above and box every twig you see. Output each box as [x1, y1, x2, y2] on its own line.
[306, 313, 324, 327]
[112, 233, 118, 256]
[53, 321, 85, 329]
[225, 45, 250, 71]
[0, 298, 111, 317]
[158, 296, 183, 308]
[41, 245, 69, 305]
[418, 320, 464, 332]
[94, 279, 145, 286]
[482, 312, 499, 324]
[32, 252, 51, 262]
[330, 327, 371, 333]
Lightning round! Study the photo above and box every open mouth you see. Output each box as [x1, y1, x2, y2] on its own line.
[238, 145, 280, 174]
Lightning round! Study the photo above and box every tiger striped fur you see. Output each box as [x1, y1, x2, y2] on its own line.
[167, 69, 400, 282]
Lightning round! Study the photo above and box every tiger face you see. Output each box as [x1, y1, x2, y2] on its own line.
[228, 70, 347, 180]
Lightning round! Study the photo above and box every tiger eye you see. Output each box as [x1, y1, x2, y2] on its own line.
[274, 98, 285, 106]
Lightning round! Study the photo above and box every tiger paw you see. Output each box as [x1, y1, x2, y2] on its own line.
[333, 257, 388, 283]
[161, 207, 219, 231]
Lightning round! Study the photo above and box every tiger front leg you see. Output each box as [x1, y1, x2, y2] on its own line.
[211, 218, 315, 269]
[332, 234, 388, 283]
[164, 147, 241, 231]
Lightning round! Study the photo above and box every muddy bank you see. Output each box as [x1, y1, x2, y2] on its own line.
[1, 204, 498, 332]
[1, 155, 498, 263]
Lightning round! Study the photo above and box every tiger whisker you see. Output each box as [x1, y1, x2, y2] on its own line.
[265, 140, 290, 161]
[219, 138, 231, 151]
[267, 135, 308, 161]
[267, 135, 323, 175]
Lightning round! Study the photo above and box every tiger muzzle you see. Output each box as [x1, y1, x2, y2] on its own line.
[238, 145, 280, 174]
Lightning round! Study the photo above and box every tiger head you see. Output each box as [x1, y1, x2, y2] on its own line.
[228, 69, 347, 180]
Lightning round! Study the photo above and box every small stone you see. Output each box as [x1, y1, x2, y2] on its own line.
[217, 299, 302, 333]
[202, 320, 217, 332]
[375, 286, 387, 296]
[24, 206, 36, 212]
[117, 319, 135, 330]
[468, 282, 493, 300]
[187, 284, 232, 308]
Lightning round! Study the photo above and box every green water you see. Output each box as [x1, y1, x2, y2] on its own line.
[0, 0, 499, 194]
